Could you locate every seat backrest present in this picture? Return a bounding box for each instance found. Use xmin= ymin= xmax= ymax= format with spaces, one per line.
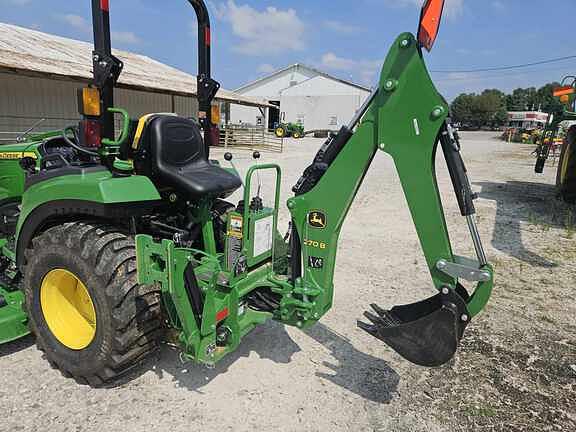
xmin=134 ymin=115 xmax=206 ymax=177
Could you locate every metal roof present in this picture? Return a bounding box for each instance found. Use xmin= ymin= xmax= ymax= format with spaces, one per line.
xmin=235 ymin=63 xmax=372 ymax=94
xmin=0 ymin=23 xmax=272 ymax=108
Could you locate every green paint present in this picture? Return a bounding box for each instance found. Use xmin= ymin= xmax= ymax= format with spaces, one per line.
xmin=0 ymin=141 xmax=42 ymax=201
xmin=0 ymin=286 xmax=29 ymax=344
xmin=16 ymin=171 xmax=161 ymax=247
xmin=1 ymin=29 xmax=493 ymax=371
xmin=285 ymin=32 xmax=493 ymax=325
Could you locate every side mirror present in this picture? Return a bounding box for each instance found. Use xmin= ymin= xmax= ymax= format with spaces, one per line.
xmin=418 ymin=0 xmax=445 ymax=52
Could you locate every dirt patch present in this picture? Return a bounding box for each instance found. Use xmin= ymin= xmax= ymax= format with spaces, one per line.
xmin=1 ymin=133 xmax=575 ymax=431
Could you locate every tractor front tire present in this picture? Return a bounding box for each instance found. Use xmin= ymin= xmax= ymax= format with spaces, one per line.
xmin=556 ymin=125 xmax=576 ymax=203
xmin=22 ymin=222 xmax=163 ymax=386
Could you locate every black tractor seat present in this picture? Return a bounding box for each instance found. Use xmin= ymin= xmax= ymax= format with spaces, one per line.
xmin=134 ymin=115 xmax=241 ymax=199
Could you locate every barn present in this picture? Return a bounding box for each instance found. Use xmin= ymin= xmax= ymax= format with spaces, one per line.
xmin=0 ymin=23 xmax=270 ymax=142
xmin=230 ymin=64 xmax=371 ymax=132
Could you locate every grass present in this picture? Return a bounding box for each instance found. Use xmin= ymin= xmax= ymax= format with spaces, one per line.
xmin=463 ymin=406 xmax=498 ymax=418
xmin=539 ymin=315 xmax=556 ymax=325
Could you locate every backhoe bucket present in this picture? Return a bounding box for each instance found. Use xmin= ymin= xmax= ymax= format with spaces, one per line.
xmin=358 ymin=288 xmax=469 ymax=367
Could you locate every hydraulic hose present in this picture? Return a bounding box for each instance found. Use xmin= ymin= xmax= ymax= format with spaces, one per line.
xmin=62 ymin=126 xmax=100 ymax=157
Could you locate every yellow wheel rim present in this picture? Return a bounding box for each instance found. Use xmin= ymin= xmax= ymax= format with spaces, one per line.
xmin=40 ymin=269 xmax=96 ymax=350
xmin=275 ymin=128 xmax=284 ymax=137
xmin=560 ymin=141 xmax=571 ymax=184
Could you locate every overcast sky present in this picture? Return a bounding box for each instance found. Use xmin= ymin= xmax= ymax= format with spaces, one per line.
xmin=2 ymin=0 xmax=576 ymax=100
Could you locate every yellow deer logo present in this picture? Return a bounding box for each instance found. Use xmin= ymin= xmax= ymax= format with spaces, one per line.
xmin=308 ymin=211 xmax=327 ymax=229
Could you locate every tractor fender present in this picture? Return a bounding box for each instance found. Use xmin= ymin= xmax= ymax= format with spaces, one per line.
xmin=0 ymin=188 xmax=11 ymax=203
xmin=15 ymin=171 xmax=162 ymax=267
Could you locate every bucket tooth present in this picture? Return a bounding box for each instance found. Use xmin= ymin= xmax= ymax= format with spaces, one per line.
xmin=358 ymin=288 xmax=470 ymax=367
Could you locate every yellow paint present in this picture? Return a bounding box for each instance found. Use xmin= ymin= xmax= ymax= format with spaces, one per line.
xmin=560 ymin=141 xmax=571 ymax=184
xmin=211 ymin=104 xmax=221 ymax=125
xmin=0 ymin=151 xmax=37 ymax=160
xmin=80 ymin=87 xmax=101 ymax=116
xmin=131 ymin=113 xmax=179 ymax=150
xmin=132 ymin=113 xmax=156 ymax=150
xmin=40 ymin=269 xmax=96 ymax=350
xmin=303 ymin=239 xmax=327 ymax=250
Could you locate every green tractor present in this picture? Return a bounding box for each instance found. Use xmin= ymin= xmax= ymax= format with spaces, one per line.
xmin=534 ymin=76 xmax=576 ymax=202
xmin=274 ymin=122 xmax=305 ymax=139
xmin=0 ymin=0 xmax=493 ymax=386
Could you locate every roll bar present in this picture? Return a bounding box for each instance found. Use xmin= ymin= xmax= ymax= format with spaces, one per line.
xmin=89 ymin=0 xmax=219 ymax=156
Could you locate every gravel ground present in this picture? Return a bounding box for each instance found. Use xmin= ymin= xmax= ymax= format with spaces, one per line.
xmin=1 ymin=132 xmax=574 ymax=432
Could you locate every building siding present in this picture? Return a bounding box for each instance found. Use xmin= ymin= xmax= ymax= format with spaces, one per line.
xmin=0 ymin=72 xmax=199 ymax=140
xmin=230 ymin=66 xmax=370 ymax=130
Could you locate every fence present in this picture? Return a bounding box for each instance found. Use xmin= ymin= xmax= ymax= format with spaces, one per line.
xmin=218 ymin=125 xmax=284 ymax=153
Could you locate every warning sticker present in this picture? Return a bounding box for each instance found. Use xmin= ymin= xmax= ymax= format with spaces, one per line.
xmin=228 ymin=215 xmax=243 ymax=239
xmin=253 ymin=216 xmax=273 ymax=257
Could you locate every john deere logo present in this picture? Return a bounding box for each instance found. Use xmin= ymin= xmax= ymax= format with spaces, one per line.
xmin=308 ymin=211 xmax=327 ymax=229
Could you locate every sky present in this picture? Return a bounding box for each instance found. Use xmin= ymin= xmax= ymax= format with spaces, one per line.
xmin=2 ymin=0 xmax=576 ymax=100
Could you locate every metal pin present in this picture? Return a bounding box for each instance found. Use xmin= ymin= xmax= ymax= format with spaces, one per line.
xmin=466 ymin=215 xmax=488 ymax=266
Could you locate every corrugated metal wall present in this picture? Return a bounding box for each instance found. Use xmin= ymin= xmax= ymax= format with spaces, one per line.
xmin=281 ymin=94 xmax=366 ymax=130
xmin=0 ymin=72 xmax=199 ymax=142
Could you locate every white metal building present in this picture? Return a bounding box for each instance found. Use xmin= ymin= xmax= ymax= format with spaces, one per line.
xmin=0 ymin=23 xmax=270 ymax=141
xmin=230 ymin=64 xmax=371 ymax=131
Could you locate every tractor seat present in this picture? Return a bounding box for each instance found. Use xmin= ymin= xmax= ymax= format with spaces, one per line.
xmin=136 ymin=115 xmax=241 ymax=199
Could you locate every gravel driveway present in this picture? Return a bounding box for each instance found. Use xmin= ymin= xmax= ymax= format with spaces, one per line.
xmin=1 ymin=132 xmax=574 ymax=432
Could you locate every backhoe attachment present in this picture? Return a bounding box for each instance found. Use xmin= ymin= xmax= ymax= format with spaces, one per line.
xmin=286 ymin=1 xmax=494 ymax=367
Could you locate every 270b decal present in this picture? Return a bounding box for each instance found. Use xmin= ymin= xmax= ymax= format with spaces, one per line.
xmin=303 ymin=239 xmax=327 ymax=249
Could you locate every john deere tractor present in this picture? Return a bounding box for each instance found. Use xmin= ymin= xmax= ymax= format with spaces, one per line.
xmin=275 ymin=122 xmax=305 ymax=139
xmin=534 ymin=76 xmax=576 ymax=202
xmin=0 ymin=0 xmax=493 ymax=386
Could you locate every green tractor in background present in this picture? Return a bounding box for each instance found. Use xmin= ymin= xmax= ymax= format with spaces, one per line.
xmin=274 ymin=122 xmax=305 ymax=139
xmin=535 ymin=76 xmax=576 ymax=202
xmin=0 ymin=0 xmax=494 ymax=386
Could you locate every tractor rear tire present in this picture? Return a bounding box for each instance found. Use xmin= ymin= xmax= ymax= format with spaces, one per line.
xmin=556 ymin=125 xmax=576 ymax=203
xmin=22 ymin=222 xmax=163 ymax=386
xmin=275 ymin=126 xmax=286 ymax=138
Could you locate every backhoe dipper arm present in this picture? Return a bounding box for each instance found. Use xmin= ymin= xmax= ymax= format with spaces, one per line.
xmin=286 ymin=33 xmax=494 ymax=367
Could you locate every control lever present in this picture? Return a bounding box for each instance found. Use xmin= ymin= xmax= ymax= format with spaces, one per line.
xmin=252 ymin=151 xmax=263 ymax=205
xmin=224 ymin=152 xmax=244 ymax=187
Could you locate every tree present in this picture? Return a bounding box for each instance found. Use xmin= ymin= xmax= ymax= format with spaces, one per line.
xmin=506 ymin=87 xmax=538 ymax=111
xmin=478 ymin=89 xmax=508 ymax=128
xmin=451 ymin=81 xmax=569 ymax=130
xmin=537 ymin=82 xmax=563 ymax=113
xmin=451 ymin=93 xmax=475 ymax=126
xmin=451 ymin=90 xmax=508 ymax=129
